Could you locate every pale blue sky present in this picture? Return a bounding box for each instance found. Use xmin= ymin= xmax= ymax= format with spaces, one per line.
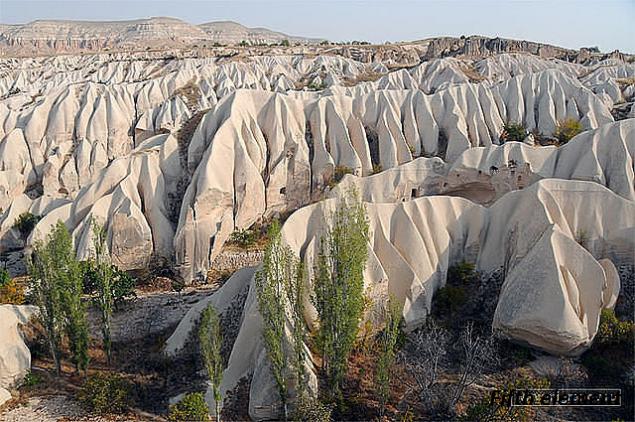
xmin=0 ymin=0 xmax=633 ymax=52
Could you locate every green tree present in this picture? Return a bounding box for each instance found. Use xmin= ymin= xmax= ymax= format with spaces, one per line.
xmin=312 ymin=189 xmax=369 ymax=398
xmin=91 ymin=220 xmax=114 ymax=365
xmin=54 ymin=222 xmax=89 ymax=374
xmin=199 ymin=305 xmax=224 ymax=421
xmin=28 ymin=234 xmax=64 ymax=375
xmin=375 ymin=296 xmax=402 ymax=417
xmin=500 ymin=122 xmax=527 ymax=143
xmin=255 ymin=220 xmax=295 ymax=420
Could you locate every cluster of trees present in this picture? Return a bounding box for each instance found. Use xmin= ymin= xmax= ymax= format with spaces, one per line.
xmin=27 ymin=219 xmax=132 ymax=375
xmin=501 ymin=118 xmax=583 ymax=146
xmin=251 ymin=190 xmax=403 ymax=419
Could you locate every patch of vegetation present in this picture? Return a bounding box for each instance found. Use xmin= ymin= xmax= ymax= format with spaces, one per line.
xmin=21 ymin=371 xmax=43 ymax=389
xmin=81 ymin=261 xmax=137 ymax=310
xmin=227 ymin=228 xmax=259 ymax=248
xmin=168 ymin=392 xmax=210 ymax=422
xmin=327 ymin=165 xmax=354 ymax=189
xmin=308 ymin=80 xmax=328 ymax=91
xmin=371 ymin=164 xmax=383 ymax=175
xmin=461 ymin=375 xmax=550 ymax=422
xmin=554 ymin=118 xmax=583 ymax=145
xmin=199 ymin=305 xmax=223 ymax=421
xmin=0 ymin=269 xmax=25 ymax=304
xmin=433 ymin=285 xmax=467 ymax=315
xmin=596 ymin=308 xmax=634 ymax=346
xmin=447 ymin=262 xmax=477 ymax=285
xmin=500 ymin=122 xmax=528 ymax=143
xmin=13 ymin=212 xmax=41 ymax=238
xmin=293 ymin=394 xmax=334 ymax=421
xmin=78 ymin=373 xmax=134 ymax=415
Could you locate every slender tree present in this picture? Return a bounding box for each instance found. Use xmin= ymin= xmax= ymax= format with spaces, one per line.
xmin=375 ymin=296 xmax=402 ymax=417
xmin=54 ymin=222 xmax=89 ymax=374
xmin=255 ymin=220 xmax=293 ymax=420
xmin=28 ymin=237 xmax=63 ymax=375
xmin=199 ymin=304 xmax=224 ymax=421
xmin=312 ymin=189 xmax=369 ymax=398
xmin=286 ymin=261 xmax=308 ymax=398
xmin=91 ymin=219 xmax=114 ymax=365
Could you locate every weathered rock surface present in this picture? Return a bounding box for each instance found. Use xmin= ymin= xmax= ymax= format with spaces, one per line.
xmin=0 ymin=305 xmax=37 ymax=397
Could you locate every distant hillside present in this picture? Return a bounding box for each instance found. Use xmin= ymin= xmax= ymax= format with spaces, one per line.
xmin=0 ymin=17 xmax=323 ymax=55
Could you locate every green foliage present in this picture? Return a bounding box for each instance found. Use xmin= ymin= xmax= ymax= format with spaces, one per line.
xmin=308 ymin=80 xmax=328 ymax=91
xmin=199 ymin=305 xmax=223 ymax=421
xmin=447 ymin=262 xmax=476 ymax=285
xmin=554 ymin=118 xmax=583 ymax=145
xmin=312 ymin=188 xmax=369 ymax=398
xmin=91 ymin=220 xmax=114 ymax=365
xmin=21 ymin=371 xmax=43 ymax=388
xmin=293 ymin=393 xmax=334 ymax=422
xmin=82 ymin=261 xmax=136 ymax=309
xmin=596 ymin=309 xmax=634 ymax=346
xmin=375 ymin=296 xmax=402 ymax=417
xmin=280 ymin=39 xmax=291 ymax=47
xmin=13 ymin=212 xmax=41 ymax=238
xmin=461 ymin=376 xmax=550 ymax=422
xmin=328 ymin=166 xmax=354 ymax=189
xmin=0 ymin=269 xmax=25 ymax=304
xmin=238 ymin=40 xmax=248 ymax=47
xmin=500 ymin=122 xmax=528 ymax=143
xmin=433 ymin=285 xmax=466 ymax=314
xmin=28 ymin=221 xmax=88 ymax=375
xmin=228 ymin=228 xmax=258 ymax=248
xmin=78 ymin=373 xmax=133 ymax=415
xmin=168 ymin=392 xmax=210 ymax=422
xmin=256 ymin=221 xmax=304 ymax=419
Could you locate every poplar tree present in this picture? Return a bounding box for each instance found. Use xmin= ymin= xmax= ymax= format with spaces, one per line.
xmin=312 ymin=189 xmax=369 ymax=398
xmin=92 ymin=220 xmax=114 ymax=365
xmin=255 ymin=219 xmax=309 ymax=420
xmin=375 ymin=296 xmax=402 ymax=417
xmin=199 ymin=304 xmax=224 ymax=421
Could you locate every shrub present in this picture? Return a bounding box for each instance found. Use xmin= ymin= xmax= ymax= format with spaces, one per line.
xmin=168 ymin=392 xmax=210 ymax=422
xmin=500 ymin=122 xmax=528 ymax=143
xmin=371 ymin=164 xmax=383 ymax=175
xmin=596 ymin=309 xmax=634 ymax=346
xmin=554 ymin=118 xmax=583 ymax=145
xmin=447 ymin=262 xmax=476 ymax=285
xmin=0 ymin=269 xmax=25 ymax=304
xmin=280 ymin=39 xmax=290 ymax=47
xmin=433 ymin=285 xmax=466 ymax=314
xmin=293 ymin=393 xmax=334 ymax=422
xmin=461 ymin=376 xmax=549 ymax=422
xmin=78 ymin=373 xmax=133 ymax=414
xmin=228 ymin=228 xmax=258 ymax=248
xmin=13 ymin=212 xmax=41 ymax=238
xmin=21 ymin=371 xmax=43 ymax=389
xmin=82 ymin=261 xmax=136 ymax=310
xmin=328 ymin=165 xmax=354 ymax=189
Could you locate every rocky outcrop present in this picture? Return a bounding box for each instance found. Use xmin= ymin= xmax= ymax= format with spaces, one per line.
xmin=0 ymin=305 xmax=37 ymax=406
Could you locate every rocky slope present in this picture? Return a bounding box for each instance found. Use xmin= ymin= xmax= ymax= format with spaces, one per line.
xmin=0 ymin=17 xmax=322 ymax=56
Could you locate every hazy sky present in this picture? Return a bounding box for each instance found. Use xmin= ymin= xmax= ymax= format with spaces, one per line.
xmin=1 ymin=0 xmax=633 ymax=52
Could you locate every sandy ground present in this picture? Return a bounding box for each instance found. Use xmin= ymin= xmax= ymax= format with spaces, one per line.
xmin=0 ymin=395 xmax=109 ymax=422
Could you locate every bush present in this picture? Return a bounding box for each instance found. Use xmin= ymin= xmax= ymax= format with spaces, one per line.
xmin=554 ymin=118 xmax=583 ymax=145
xmin=78 ymin=373 xmax=133 ymax=414
xmin=328 ymin=165 xmax=354 ymax=189
xmin=461 ymin=376 xmax=549 ymax=422
xmin=596 ymin=309 xmax=634 ymax=346
xmin=447 ymin=262 xmax=476 ymax=285
xmin=13 ymin=212 xmax=41 ymax=238
xmin=433 ymin=285 xmax=466 ymax=314
xmin=500 ymin=122 xmax=528 ymax=143
xmin=0 ymin=271 xmax=25 ymax=304
xmin=81 ymin=261 xmax=136 ymax=309
xmin=168 ymin=392 xmax=210 ymax=422
xmin=293 ymin=393 xmax=334 ymax=422
xmin=21 ymin=371 xmax=43 ymax=389
xmin=228 ymin=228 xmax=258 ymax=248
xmin=371 ymin=164 xmax=383 ymax=175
